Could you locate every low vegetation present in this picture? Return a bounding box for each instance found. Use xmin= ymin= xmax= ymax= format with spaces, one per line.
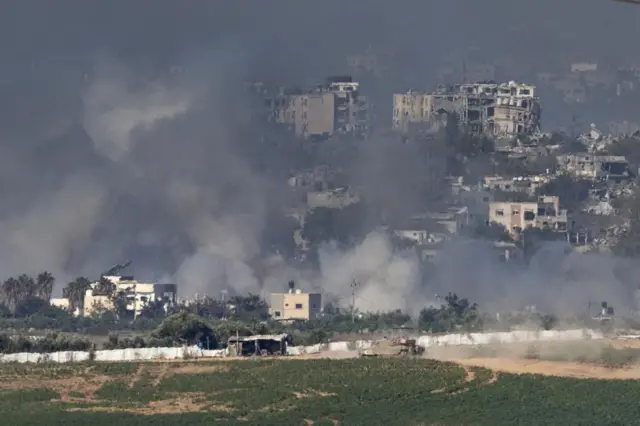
xmin=1 ymin=358 xmax=640 ymax=425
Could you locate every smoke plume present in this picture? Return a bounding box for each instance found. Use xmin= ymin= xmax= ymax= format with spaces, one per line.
xmin=1 ymin=1 xmax=640 ymax=317
xmin=316 ymin=232 xmax=427 ymax=315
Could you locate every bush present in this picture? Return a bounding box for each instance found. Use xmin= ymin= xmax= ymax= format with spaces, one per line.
xmin=153 ymin=312 xmax=217 ymax=347
xmin=0 ymin=332 xmax=91 ymax=354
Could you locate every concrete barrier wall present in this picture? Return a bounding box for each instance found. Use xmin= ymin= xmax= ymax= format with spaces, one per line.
xmin=415 ymin=329 xmax=602 ymax=349
xmin=0 ymin=329 xmax=603 ymax=363
xmin=286 ymin=328 xmax=604 ymax=356
xmin=0 ymin=346 xmax=226 ymax=364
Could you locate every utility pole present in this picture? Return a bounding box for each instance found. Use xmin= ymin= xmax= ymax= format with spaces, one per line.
xmin=221 ymin=289 xmax=228 ymax=320
xmin=350 ymin=279 xmax=359 ymax=323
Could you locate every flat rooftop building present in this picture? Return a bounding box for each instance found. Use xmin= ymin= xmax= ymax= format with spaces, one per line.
xmin=489 ymin=195 xmax=568 ymax=237
xmin=269 ymin=282 xmax=321 ymax=321
xmin=265 ymin=76 xmax=369 ymax=140
xmin=393 ymin=80 xmax=541 ymax=139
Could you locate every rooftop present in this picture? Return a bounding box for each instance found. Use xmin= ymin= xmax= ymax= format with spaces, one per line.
xmin=228 ymin=333 xmax=290 ymax=343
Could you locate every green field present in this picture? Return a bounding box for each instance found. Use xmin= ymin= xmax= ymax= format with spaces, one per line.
xmin=1 ymin=358 xmax=640 ymax=425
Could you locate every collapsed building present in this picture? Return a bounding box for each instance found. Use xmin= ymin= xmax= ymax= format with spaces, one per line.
xmin=306 ymin=187 xmax=360 ymax=209
xmin=483 ymin=175 xmax=551 ymax=197
xmin=393 ymin=80 xmax=541 ymax=139
xmin=556 ymin=154 xmax=633 ymax=182
xmin=266 ymin=76 xmax=369 ymax=140
xmin=489 ymin=195 xmax=568 ymax=237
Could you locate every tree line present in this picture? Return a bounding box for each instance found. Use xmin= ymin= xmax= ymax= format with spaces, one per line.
xmin=0 ymin=269 xmax=581 ymax=356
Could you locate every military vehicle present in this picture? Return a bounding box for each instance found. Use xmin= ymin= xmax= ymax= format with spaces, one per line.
xmin=359 ymin=337 xmax=425 ymax=358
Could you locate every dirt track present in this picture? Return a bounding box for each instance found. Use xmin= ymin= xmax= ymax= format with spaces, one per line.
xmin=422 ymin=338 xmax=640 ymax=380
xmin=452 ymin=357 xmax=640 ymax=380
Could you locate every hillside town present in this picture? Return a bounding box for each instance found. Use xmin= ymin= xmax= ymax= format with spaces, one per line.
xmin=8 ymin=3 xmax=640 ymax=425
xmin=1 ymin=1 xmax=640 ymax=359
xmin=29 ymin=64 xmax=640 ymax=326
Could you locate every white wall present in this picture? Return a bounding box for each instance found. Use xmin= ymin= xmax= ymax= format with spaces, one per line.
xmin=0 ymin=346 xmax=225 ymax=364
xmin=0 ymin=329 xmax=603 ymax=363
xmin=286 ymin=329 xmax=604 ymax=355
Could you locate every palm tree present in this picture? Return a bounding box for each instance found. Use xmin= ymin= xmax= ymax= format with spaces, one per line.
xmin=16 ymin=274 xmax=36 ymax=299
xmin=94 ymin=277 xmax=116 ymax=297
xmin=63 ymin=277 xmax=91 ymax=315
xmin=2 ymin=277 xmax=20 ymax=311
xmin=36 ymin=272 xmax=55 ymax=301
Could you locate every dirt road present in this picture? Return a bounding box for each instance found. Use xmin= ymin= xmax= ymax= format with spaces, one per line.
xmin=452 ymin=357 xmax=640 ymax=380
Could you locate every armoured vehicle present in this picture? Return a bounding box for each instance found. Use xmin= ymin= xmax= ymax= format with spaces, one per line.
xmin=359 ymin=337 xmax=425 ymax=358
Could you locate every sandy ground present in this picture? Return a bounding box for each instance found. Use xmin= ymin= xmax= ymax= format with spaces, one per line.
xmin=452 ymin=357 xmax=640 ymax=379
xmin=423 ymin=338 xmax=640 ymax=380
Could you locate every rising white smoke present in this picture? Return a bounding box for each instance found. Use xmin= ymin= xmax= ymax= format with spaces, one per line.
xmin=80 ymin=53 xmax=267 ymax=298
xmin=316 ymin=232 xmax=427 ymax=315
xmin=0 ymin=174 xmax=105 ymax=282
xmin=427 ymin=238 xmax=638 ymax=316
xmin=82 ymin=59 xmax=193 ymax=161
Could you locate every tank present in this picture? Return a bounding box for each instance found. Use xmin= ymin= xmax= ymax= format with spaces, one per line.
xmin=359 ymin=338 xmax=425 ymax=358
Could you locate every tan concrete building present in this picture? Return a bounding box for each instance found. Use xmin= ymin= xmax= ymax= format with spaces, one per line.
xmin=269 ymin=287 xmax=322 ymax=321
xmin=392 ymin=90 xmax=452 ymax=133
xmin=50 ymin=297 xmax=71 ymax=311
xmin=489 ymin=195 xmax=568 ymax=236
xmin=393 ymin=81 xmax=541 ymax=139
xmin=274 ymin=92 xmax=335 ymax=138
xmin=268 ymin=76 xmax=369 ymax=140
xmin=556 ymin=154 xmax=631 ymax=180
xmin=83 ymin=276 xmax=177 ymax=318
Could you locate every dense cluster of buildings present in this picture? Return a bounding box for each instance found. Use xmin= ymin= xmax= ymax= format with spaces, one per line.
xmin=45 ymin=54 xmax=640 ymax=322
xmin=392 ymin=81 xmax=541 ymax=138
xmin=252 ymin=76 xmax=543 ymax=143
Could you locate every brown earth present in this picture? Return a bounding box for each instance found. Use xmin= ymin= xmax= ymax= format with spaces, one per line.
xmin=425 ymin=338 xmax=640 ymax=380
xmin=454 ymin=357 xmax=640 ymax=380
xmin=0 ymin=361 xmax=241 ymax=414
xmin=66 ymin=392 xmax=230 ymax=415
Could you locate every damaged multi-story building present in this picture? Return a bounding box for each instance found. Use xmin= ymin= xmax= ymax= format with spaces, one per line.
xmin=616 ymin=66 xmax=640 ymax=96
xmin=489 ymin=195 xmax=568 ymax=237
xmin=265 ymin=76 xmax=369 ymax=140
xmin=483 ymin=175 xmax=552 ymax=197
xmin=556 ymin=154 xmax=633 ymax=182
xmin=392 ymin=80 xmax=541 ymax=139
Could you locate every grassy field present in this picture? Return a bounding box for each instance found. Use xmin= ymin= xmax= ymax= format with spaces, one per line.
xmin=2 ymin=357 xmax=640 ymax=425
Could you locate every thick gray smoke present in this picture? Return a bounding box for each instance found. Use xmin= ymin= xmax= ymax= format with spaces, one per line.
xmin=83 ymin=59 xmax=193 ymax=161
xmin=1 ymin=1 xmax=639 ymax=315
xmin=0 ymin=175 xmax=105 ymax=282
xmin=316 ymin=232 xmax=428 ymax=315
xmin=429 ymin=238 xmax=638 ymax=316
xmin=79 ymin=53 xmax=268 ymax=297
